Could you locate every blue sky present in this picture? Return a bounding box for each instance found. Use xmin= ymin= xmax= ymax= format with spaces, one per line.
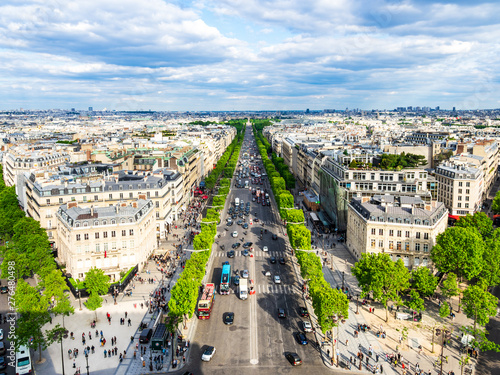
xmin=1 ymin=0 xmax=499 ymax=111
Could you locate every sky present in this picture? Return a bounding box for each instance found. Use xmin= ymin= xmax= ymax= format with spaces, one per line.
xmin=1 ymin=0 xmax=500 ymax=111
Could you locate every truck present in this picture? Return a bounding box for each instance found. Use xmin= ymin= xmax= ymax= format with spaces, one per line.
xmin=235 ymin=197 xmax=240 ymax=206
xmin=239 ymin=278 xmax=248 ymax=300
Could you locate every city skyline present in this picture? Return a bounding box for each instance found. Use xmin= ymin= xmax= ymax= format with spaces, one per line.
xmin=2 ymin=0 xmax=500 ymax=111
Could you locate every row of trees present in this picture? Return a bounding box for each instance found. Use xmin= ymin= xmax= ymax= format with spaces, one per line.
xmin=252 ymin=122 xmax=348 ymax=364
xmin=167 ymin=123 xmax=246 ymax=330
xmin=351 ymin=212 xmax=500 ymax=352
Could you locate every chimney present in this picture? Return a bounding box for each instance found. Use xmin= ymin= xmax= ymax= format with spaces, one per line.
xmin=361 ymin=196 xmax=370 ymax=203
xmin=121 ymin=203 xmax=127 ymax=207
xmin=425 ymin=204 xmax=432 ymax=211
xmin=132 ymin=202 xmax=138 ymax=208
xmin=139 ymin=194 xmax=146 ymax=200
xmin=68 ymin=202 xmax=77 ymax=209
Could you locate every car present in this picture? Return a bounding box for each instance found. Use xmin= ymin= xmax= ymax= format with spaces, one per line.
xmin=272 ymin=234 xmax=278 ymax=240
xmin=299 ymin=307 xmax=309 ymax=317
xmin=201 ymin=346 xmax=216 ymax=361
xmin=243 ymin=242 xmax=253 ymax=248
xmin=227 ymin=250 xmax=235 ymax=258
xmin=232 ymin=243 xmax=241 ymax=249
xmin=296 ymin=332 xmax=308 ymax=345
xmin=0 ymin=329 xmax=3 ymax=340
xmin=242 ymin=270 xmax=249 ymax=278
xmin=274 ymin=275 xmax=281 ymax=284
xmin=264 ymin=270 xmax=271 ymax=277
xmin=242 ymin=249 xmax=249 ymax=257
xmin=270 ymin=256 xmax=276 ymax=264
xmin=224 ymin=312 xmax=234 ymax=325
xmin=252 ymin=197 xmax=256 ymax=202
xmin=278 ymin=308 xmax=287 ymax=319
xmin=286 ymin=352 xmax=302 ymax=366
xmin=262 ymin=246 xmax=268 ymax=252
xmin=302 ymin=321 xmax=313 ymax=332
xmin=254 ymin=218 xmax=259 ymax=222
xmin=0 ymin=287 xmax=7 ymax=294
xmin=237 ymin=220 xmax=243 ymax=225
xmin=226 ymin=220 xmax=233 ymax=226
xmin=232 ymin=231 xmax=238 ymax=238
xmin=242 ymin=223 xmax=249 ymax=229
xmin=233 ymin=275 xmax=240 ymax=286
xmin=279 ymin=257 xmax=286 ymax=265
xmin=0 ymin=356 xmax=5 ymax=370
xmin=231 ymin=214 xmax=237 ymax=220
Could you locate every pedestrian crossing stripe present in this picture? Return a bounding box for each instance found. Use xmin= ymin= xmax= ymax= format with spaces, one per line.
xmin=255 ymin=284 xmax=293 ymax=294
xmin=216 ymin=251 xmax=284 ymax=257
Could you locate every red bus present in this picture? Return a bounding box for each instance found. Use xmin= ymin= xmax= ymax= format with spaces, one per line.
xmin=197 ymin=283 xmax=215 ymax=319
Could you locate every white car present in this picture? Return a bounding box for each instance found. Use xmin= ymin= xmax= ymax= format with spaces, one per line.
xmin=262 ymin=246 xmax=268 ymax=252
xmin=242 ymin=269 xmax=249 ymax=278
xmin=201 ymin=346 xmax=216 ymax=361
xmin=302 ymin=321 xmax=313 ymax=332
xmin=274 ymin=275 xmax=281 ymax=284
xmin=232 ymin=231 xmax=238 ymax=238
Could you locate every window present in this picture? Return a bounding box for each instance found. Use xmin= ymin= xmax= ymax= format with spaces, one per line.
xmin=466 ymin=189 xmax=470 ymax=194
xmin=371 ymin=239 xmax=376 ymax=248
xmin=94 ymin=195 xmax=98 ymax=201
xmin=379 ymin=240 xmax=384 ymax=248
xmin=76 ymin=246 xmax=82 ymax=253
xmin=424 ymin=233 xmax=429 ymax=240
xmin=371 ymin=228 xmax=376 ymax=235
xmin=397 ymin=241 xmax=401 ymax=251
xmin=122 ymin=241 xmax=127 ymax=249
xmin=465 ymin=203 xmax=469 ymax=208
xmin=405 ymin=242 xmax=410 ymax=251
xmin=84 ymin=233 xmax=89 ymax=240
xmin=458 ymin=196 xmax=462 ymax=201
xmin=156 ymin=212 xmax=160 ymax=218
xmin=458 ymin=203 xmax=462 ymax=208
xmin=95 ymin=244 xmax=100 ymax=253
xmin=59 ymin=198 xmax=63 ymax=204
xmin=95 ymin=233 xmax=99 ymax=239
xmin=416 ymin=232 xmax=421 ymax=239
xmin=405 ymin=231 xmax=410 ymax=238
xmin=109 ymin=194 xmax=113 ymax=199
xmin=155 ymin=201 xmax=159 ymax=208
xmin=120 ymin=193 xmax=124 ymax=199
xmin=389 ymin=230 xmax=394 ymax=236
xmin=465 ymin=196 xmax=469 ymax=201
xmin=155 ymin=191 xmax=159 ymax=197
xmin=104 ymin=243 xmax=108 ymax=251
xmin=122 ymin=230 xmax=126 ymax=236
xmin=46 ymin=199 xmax=50 ymax=204
xmin=458 ymin=189 xmax=462 ymax=194
xmin=129 ymin=229 xmax=134 ymax=236
xmin=111 ymin=231 xmax=116 ymax=238
xmin=112 ymin=242 xmax=117 ymax=250
xmin=76 ymin=234 xmax=81 ymax=241
xmin=129 ymin=240 xmax=134 ymax=248
xmin=389 ymin=241 xmax=394 ymax=250
xmin=379 ymin=229 xmax=384 ymax=236
xmin=415 ymin=243 xmax=421 ymax=252
xmin=129 ymin=193 xmax=133 ymax=198
xmin=103 ymin=231 xmax=108 ymax=238
xmin=397 ymin=230 xmax=402 ymax=237
xmin=466 ymin=182 xmax=470 ymax=187
xmin=423 ymin=244 xmax=429 ymax=252
xmin=459 ymin=182 xmax=463 ymax=187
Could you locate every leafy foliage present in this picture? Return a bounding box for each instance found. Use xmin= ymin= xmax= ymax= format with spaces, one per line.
xmin=455 ymin=212 xmax=493 ymax=239
xmin=411 ymin=266 xmax=438 ymax=297
xmin=378 ymin=152 xmax=427 ymax=170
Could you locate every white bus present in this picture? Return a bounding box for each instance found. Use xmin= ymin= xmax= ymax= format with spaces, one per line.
xmin=16 ymin=345 xmax=32 ymax=375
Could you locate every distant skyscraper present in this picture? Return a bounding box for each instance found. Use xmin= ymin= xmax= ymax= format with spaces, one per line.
xmin=435 ymin=106 xmax=440 ymax=110
xmin=305 ymin=108 xmax=310 ymax=114
xmin=89 ymin=106 xmax=93 ymax=111
xmin=71 ymin=108 xmax=75 ymax=112
xmin=452 ymin=107 xmax=456 ymax=112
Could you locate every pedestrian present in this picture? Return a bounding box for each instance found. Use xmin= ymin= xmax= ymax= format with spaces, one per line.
xmin=125 ymin=311 xmax=128 ymax=318
xmin=376 ymin=354 xmax=379 ymax=362
xmin=346 ymin=339 xmax=348 ymax=346
xmin=128 ymin=318 xmax=131 ymax=326
xmin=104 ymin=349 xmax=107 ymax=358
xmin=89 ymin=332 xmax=92 ymax=340
xmin=91 ymin=345 xmax=95 ymax=354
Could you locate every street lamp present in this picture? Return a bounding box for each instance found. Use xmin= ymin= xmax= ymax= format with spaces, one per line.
xmin=342 ymin=271 xmax=345 ymax=292
xmin=85 ymin=350 xmax=90 ymax=375
xmin=113 ymin=285 xmax=117 ymax=305
xmin=356 ymin=294 xmax=359 ymax=315
xmin=76 ymin=288 xmax=82 ymax=311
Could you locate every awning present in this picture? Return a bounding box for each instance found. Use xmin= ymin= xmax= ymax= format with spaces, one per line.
xmin=310 ymin=212 xmax=320 ymax=221
xmin=448 ymin=214 xmax=461 ymax=221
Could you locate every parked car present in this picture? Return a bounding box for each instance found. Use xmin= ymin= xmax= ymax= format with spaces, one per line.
xmin=295 ymin=332 xmax=308 ymax=345
xmin=286 ymin=352 xmax=302 ymax=366
xmin=302 ymin=321 xmax=313 ymax=332
xmin=299 ymin=307 xmax=309 ymax=317
xmin=278 ymin=308 xmax=287 ymax=319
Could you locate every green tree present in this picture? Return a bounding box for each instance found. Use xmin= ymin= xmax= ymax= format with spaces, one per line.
xmin=352 ymin=253 xmax=410 ymax=322
xmin=411 ymin=266 xmax=438 ymax=297
xmin=461 ymin=285 xmax=498 ymax=335
xmin=84 ymin=268 xmax=110 ymax=317
xmin=431 ymin=227 xmax=485 ymax=280
xmin=439 ymin=301 xmax=450 ymax=318
xmin=15 ymin=279 xmax=51 ymax=361
xmin=455 ymin=212 xmax=493 ymax=238
xmin=479 ymin=228 xmax=500 ymax=287
xmin=492 ymin=191 xmax=500 ymax=214
xmin=42 ymin=269 xmax=74 ymax=325
xmin=168 ymin=278 xmax=198 ymax=328
xmin=406 ymin=289 xmax=425 ymax=313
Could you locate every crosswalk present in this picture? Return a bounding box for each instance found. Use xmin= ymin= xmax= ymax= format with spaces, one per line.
xmin=215 ymin=250 xmax=283 ymax=257
xmin=255 ymin=284 xmax=295 ymax=294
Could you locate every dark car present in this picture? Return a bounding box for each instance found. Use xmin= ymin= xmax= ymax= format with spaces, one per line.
xmin=243 ymin=242 xmax=253 ymax=248
xmin=139 ymin=328 xmax=153 ymax=343
xmin=286 ymin=352 xmax=302 ymax=366
xmin=233 ymin=275 xmax=240 ymax=286
xmin=254 ymin=218 xmax=259 ymax=222
xmin=242 ymin=223 xmax=249 ymax=229
xmin=0 ymin=356 xmax=5 ymax=370
xmin=270 ymin=257 xmax=277 ymax=264
xmin=226 ymin=220 xmax=233 ymax=227
xmin=224 ymin=312 xmax=234 ymax=325
xmin=0 ymin=286 xmax=7 ymax=294
xmin=279 ymin=257 xmax=286 ymax=265
xmin=272 ymin=234 xmax=278 ymax=240
xmin=237 ymin=220 xmax=243 ymax=226
xmin=299 ymin=307 xmax=309 ymax=317
xmin=242 ymin=249 xmax=249 ymax=257
xmin=232 ymin=243 xmax=241 ymax=249
xmin=295 ymin=332 xmax=308 ymax=345
xmin=227 ymin=250 xmax=235 ymax=258
xmin=278 ymin=308 xmax=287 ymax=319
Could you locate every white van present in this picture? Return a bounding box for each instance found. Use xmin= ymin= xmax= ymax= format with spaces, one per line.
xmin=235 ymin=198 xmax=240 ymax=206
xmin=16 ymin=345 xmax=32 ymax=375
